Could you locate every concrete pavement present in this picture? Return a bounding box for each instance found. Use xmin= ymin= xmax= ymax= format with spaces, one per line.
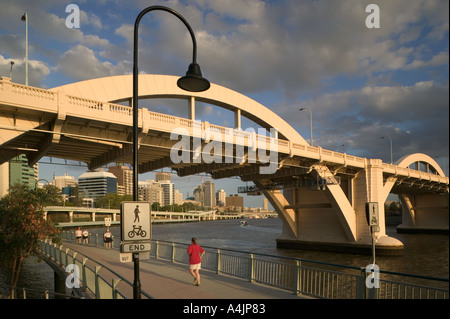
xmin=62 ymin=241 xmax=304 ymax=299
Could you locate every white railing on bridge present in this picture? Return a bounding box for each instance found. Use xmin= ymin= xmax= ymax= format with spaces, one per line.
xmin=1 ymin=77 xmax=448 ymax=186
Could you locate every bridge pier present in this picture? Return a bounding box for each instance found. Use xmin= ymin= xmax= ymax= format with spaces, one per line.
xmin=268 ymin=159 xmax=405 ymax=256
xmin=397 ymin=193 xmax=449 ymax=234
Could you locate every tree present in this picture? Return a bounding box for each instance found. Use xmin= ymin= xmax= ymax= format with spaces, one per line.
xmin=151 ymin=202 xmax=161 ymax=211
xmin=0 ymin=184 xmax=60 ymax=298
xmin=35 ymin=184 xmax=64 ymax=206
xmin=95 ymin=193 xmax=133 ymax=209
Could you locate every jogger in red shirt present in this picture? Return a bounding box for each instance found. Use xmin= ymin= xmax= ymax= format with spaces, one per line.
xmin=187 ymin=237 xmax=205 ymax=286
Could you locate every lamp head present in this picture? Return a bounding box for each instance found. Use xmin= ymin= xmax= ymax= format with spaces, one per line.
xmin=177 ymin=63 xmax=210 ymax=92
xmin=21 ymin=13 xmax=27 ymax=21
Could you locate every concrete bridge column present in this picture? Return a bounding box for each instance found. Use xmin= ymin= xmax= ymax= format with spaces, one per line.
xmin=92 ymin=212 xmax=96 ymax=222
xmin=271 ymin=159 xmax=404 ymax=255
xmin=397 ymin=193 xmax=449 ymax=233
xmin=352 ymin=159 xmax=404 ymax=253
xmin=69 ymin=211 xmax=73 ymax=223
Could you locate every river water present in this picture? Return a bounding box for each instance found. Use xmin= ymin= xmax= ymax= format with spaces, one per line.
xmin=1 ymin=217 xmax=448 ymax=298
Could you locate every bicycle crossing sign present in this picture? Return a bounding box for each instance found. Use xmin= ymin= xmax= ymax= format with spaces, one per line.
xmin=120 ymin=201 xmax=151 ymax=244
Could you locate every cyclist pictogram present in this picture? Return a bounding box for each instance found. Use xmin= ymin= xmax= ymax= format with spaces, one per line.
xmin=128 ymin=225 xmax=147 ymax=238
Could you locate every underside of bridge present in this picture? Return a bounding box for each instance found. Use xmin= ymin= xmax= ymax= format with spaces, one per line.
xmin=1 ymin=75 xmax=448 ymax=256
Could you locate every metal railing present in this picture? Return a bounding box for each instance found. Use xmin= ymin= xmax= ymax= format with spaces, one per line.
xmin=151 ymin=239 xmax=448 ymax=299
xmin=1 ymin=285 xmax=83 ymax=299
xmin=38 ymin=239 xmax=153 ymax=299
xmin=60 ymin=231 xmax=448 ymax=299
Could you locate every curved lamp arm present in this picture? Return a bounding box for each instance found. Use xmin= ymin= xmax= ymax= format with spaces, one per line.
xmin=133 ymin=5 xmax=210 ymax=93
xmin=132 ymin=5 xmax=210 ymax=201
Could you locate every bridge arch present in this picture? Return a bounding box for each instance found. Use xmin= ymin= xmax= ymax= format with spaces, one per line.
xmin=51 ymin=74 xmax=308 ymax=145
xmin=395 ymin=153 xmax=445 ymax=177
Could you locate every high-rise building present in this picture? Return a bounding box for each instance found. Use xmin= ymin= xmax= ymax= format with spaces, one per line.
xmin=52 ymin=173 xmax=77 ymax=189
xmin=78 ymin=171 xmax=117 ymax=201
xmin=160 ymin=180 xmax=175 ymax=206
xmin=216 ymin=189 xmax=226 ymax=206
xmin=226 ymin=194 xmax=244 ymax=208
xmin=203 ymin=180 xmax=215 ymax=207
xmin=138 ymin=180 xmax=163 ymax=205
xmin=155 ymin=172 xmax=171 ymax=182
xmin=7 ymin=154 xmax=39 ymax=190
xmin=193 ymin=180 xmax=216 ymax=207
xmin=193 ymin=185 xmax=204 ymax=205
xmin=108 ymin=165 xmax=133 ymax=195
xmin=263 ymin=197 xmax=269 ymax=210
xmin=174 ymin=189 xmax=184 ymax=205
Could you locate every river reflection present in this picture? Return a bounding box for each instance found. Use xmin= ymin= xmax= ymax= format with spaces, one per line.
xmin=148 ymin=218 xmax=448 ymax=279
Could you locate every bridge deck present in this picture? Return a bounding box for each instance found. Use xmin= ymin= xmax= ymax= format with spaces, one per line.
xmin=61 ymin=241 xmax=303 ymax=299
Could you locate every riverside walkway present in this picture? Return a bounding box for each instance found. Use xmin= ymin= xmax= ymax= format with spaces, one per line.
xmin=61 ymin=241 xmax=303 ymax=299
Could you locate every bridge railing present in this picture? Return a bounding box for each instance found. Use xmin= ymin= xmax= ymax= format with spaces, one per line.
xmin=1 ymin=285 xmax=83 ymax=299
xmin=60 ymin=231 xmax=448 ymax=299
xmin=38 ymin=239 xmax=153 ymax=299
xmin=151 ymin=239 xmax=448 ymax=299
xmin=1 ymin=78 xmax=448 ymax=187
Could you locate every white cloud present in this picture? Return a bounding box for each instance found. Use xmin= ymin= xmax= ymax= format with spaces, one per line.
xmin=404 ymin=51 xmax=449 ymax=70
xmin=0 ymin=54 xmax=50 ymax=86
xmin=299 ymin=81 xmax=449 ymax=160
xmin=56 ymin=45 xmax=128 ymax=81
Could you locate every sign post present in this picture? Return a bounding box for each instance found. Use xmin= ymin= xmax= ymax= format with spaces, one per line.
xmin=365 ymin=202 xmax=379 ymax=264
xmin=104 ymin=217 xmax=111 ymax=230
xmin=120 ymin=201 xmax=152 ymax=299
xmin=365 ymin=202 xmax=380 ymax=298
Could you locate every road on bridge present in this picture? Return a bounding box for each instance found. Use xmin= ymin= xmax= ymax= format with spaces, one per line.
xmin=62 ymin=241 xmax=303 ymax=299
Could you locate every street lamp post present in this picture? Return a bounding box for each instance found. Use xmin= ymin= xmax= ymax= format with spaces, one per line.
xmin=381 ymin=136 xmax=393 ymax=164
xmin=9 ymin=61 xmax=14 ymax=80
xmin=132 ymin=5 xmax=210 ymax=299
xmin=299 ymin=107 xmax=313 ymax=146
xmin=21 ymin=12 xmax=28 ymax=86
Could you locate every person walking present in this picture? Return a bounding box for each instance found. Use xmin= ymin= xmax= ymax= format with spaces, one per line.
xmin=75 ymin=227 xmax=82 ymax=244
xmin=187 ymin=237 xmax=205 ymax=286
xmin=82 ymin=228 xmax=89 ymax=244
xmin=104 ymin=229 xmax=113 ymax=249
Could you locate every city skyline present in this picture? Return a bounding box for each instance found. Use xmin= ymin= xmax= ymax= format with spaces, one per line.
xmin=47 ymin=167 xmax=255 ymax=209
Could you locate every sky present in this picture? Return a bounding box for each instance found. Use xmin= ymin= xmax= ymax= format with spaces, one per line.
xmin=0 ymin=0 xmax=448 ymax=208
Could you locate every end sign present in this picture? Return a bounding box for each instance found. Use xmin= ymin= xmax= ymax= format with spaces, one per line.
xmin=120 ymin=201 xmax=151 ymax=253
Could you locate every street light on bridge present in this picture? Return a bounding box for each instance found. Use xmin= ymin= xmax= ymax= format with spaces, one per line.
xmin=132 ymin=5 xmax=210 ymax=299
xmin=381 ymin=136 xmax=393 ymax=164
xmin=299 ymin=107 xmax=313 ymax=146
xmin=21 ymin=12 xmax=28 ymax=86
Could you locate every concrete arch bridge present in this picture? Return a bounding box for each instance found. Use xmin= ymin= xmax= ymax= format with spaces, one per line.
xmin=0 ymin=75 xmax=448 ymax=255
